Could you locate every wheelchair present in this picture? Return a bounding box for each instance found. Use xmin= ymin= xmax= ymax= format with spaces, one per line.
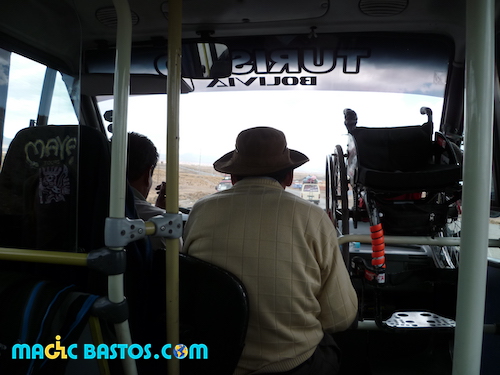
xmin=326 ymin=107 xmax=462 ymax=334
xmin=326 ymin=107 xmax=462 ymax=270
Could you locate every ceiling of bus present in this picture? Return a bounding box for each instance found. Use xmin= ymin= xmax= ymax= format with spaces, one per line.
xmin=0 ymin=0 xmax=469 ymax=74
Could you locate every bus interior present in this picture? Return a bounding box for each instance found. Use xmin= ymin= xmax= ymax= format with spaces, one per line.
xmin=0 ymin=0 xmax=499 ymax=374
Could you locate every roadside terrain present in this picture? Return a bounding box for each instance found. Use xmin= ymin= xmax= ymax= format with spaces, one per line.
xmin=149 ymin=163 xmax=324 ymax=208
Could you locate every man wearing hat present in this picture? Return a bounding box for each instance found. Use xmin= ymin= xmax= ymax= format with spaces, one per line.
xmin=182 ymin=127 xmax=358 ymax=375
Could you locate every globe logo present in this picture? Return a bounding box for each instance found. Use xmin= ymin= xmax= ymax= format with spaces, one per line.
xmin=174 ymin=344 xmax=189 ymax=359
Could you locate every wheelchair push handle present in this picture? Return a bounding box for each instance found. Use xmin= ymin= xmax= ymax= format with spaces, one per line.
xmin=420 ymin=106 xmax=433 ymax=123
xmin=343 ymin=108 xmax=358 ymax=132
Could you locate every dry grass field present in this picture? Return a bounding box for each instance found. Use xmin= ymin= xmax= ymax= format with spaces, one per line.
xmin=148 ymin=163 xmax=221 ymax=208
xmin=148 ymin=162 xmax=325 ymax=208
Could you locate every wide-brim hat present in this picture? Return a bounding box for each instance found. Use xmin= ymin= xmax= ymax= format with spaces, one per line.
xmin=213 ymin=127 xmax=309 ymax=175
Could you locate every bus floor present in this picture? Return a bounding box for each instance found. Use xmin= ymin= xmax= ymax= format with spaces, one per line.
xmin=333 ymin=327 xmax=453 ymax=375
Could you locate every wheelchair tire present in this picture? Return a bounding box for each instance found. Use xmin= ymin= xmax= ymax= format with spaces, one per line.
xmin=325 ymin=154 xmax=335 ymax=222
xmin=332 ymin=146 xmax=350 ymax=265
xmin=333 ymin=145 xmax=349 ymax=235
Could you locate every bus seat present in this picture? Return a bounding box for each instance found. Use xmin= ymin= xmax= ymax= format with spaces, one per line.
xmin=179 ymin=253 xmax=249 ymax=375
xmin=0 ymin=125 xmax=158 ymax=351
xmin=0 ymin=125 xmax=110 ymax=252
xmin=0 ymin=270 xmax=99 ymax=375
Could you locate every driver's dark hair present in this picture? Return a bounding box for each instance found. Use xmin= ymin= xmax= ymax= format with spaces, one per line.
xmin=127 ymin=132 xmax=159 ymax=181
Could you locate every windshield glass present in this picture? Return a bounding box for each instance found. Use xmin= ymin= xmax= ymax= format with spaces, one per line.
xmin=190 ymin=34 xmax=450 ymax=96
xmin=99 ymin=91 xmax=444 ymax=173
xmin=97 ymin=33 xmax=451 ymax=207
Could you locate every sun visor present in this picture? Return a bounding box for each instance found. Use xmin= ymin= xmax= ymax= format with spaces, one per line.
xmin=85 ymin=43 xmax=231 ymax=79
xmin=81 ymin=73 xmax=194 ymax=96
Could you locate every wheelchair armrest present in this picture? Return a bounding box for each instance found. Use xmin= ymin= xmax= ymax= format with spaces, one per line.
xmin=434 ymin=132 xmax=462 ymax=166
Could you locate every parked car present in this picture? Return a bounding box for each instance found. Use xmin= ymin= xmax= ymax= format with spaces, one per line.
xmin=216 ymin=177 xmax=232 ymax=191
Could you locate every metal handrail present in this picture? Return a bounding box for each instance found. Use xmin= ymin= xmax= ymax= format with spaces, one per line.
xmin=165 ymin=0 xmax=182 ymax=374
xmin=339 ymin=234 xmax=500 ymax=248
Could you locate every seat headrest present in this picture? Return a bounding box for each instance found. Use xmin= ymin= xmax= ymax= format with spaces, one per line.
xmin=0 ymin=125 xmax=110 ymax=251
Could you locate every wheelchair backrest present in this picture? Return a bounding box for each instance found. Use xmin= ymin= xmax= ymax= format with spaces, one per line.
xmin=349 ymin=121 xmax=433 ymax=172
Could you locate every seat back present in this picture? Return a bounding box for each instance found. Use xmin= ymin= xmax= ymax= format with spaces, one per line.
xmin=0 ymin=270 xmax=99 ymax=375
xmin=179 ymin=253 xmax=249 ymax=375
xmin=349 ymin=121 xmax=433 ymax=172
xmin=0 ymin=125 xmax=110 ymax=252
xmin=0 ymin=124 xmax=155 ymax=335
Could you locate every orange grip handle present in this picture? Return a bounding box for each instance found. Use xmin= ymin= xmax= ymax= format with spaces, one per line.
xmin=370 ymin=224 xmax=386 ymax=269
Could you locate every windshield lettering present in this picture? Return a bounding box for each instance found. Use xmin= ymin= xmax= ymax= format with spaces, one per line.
xmin=232 ymin=48 xmax=370 ymax=75
xmin=337 ymin=49 xmax=370 ymax=74
xmin=268 ymin=50 xmax=300 ymax=73
xmin=207 ymin=76 xmax=316 ymax=88
xmin=302 ymin=49 xmax=336 ymax=73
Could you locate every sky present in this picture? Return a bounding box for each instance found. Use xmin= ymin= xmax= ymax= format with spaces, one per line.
xmin=97 ymin=90 xmax=443 ymax=174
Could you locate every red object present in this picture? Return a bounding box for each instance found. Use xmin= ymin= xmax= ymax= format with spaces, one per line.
xmin=370 ymin=224 xmax=386 ymax=269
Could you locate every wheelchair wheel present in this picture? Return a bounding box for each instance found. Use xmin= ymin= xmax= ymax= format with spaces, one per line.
xmin=432 ymin=203 xmax=461 ymax=268
xmin=332 ymin=145 xmax=350 ymax=237
xmin=325 ymin=154 xmax=335 ymax=222
xmin=332 ymin=146 xmax=350 ymax=265
xmin=431 ymin=225 xmax=460 ymax=269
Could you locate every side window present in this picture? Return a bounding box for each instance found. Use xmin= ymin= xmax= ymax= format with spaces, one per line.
xmin=0 ymin=50 xmax=81 ymax=251
xmin=1 ymin=50 xmax=79 ymax=165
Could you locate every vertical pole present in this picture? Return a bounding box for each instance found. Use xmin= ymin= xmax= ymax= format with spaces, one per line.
xmin=165 ymin=0 xmax=182 ymax=373
xmin=452 ymin=0 xmax=494 ymax=374
xmin=110 ymin=0 xmax=136 ymax=374
xmin=36 ymin=68 xmax=57 ymax=126
xmin=110 ymin=0 xmax=131 ymax=220
xmin=0 ymin=49 xmax=10 ymax=166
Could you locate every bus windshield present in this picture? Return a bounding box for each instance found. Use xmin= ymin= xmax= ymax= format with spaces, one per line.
xmin=95 ymin=33 xmax=451 ymax=211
